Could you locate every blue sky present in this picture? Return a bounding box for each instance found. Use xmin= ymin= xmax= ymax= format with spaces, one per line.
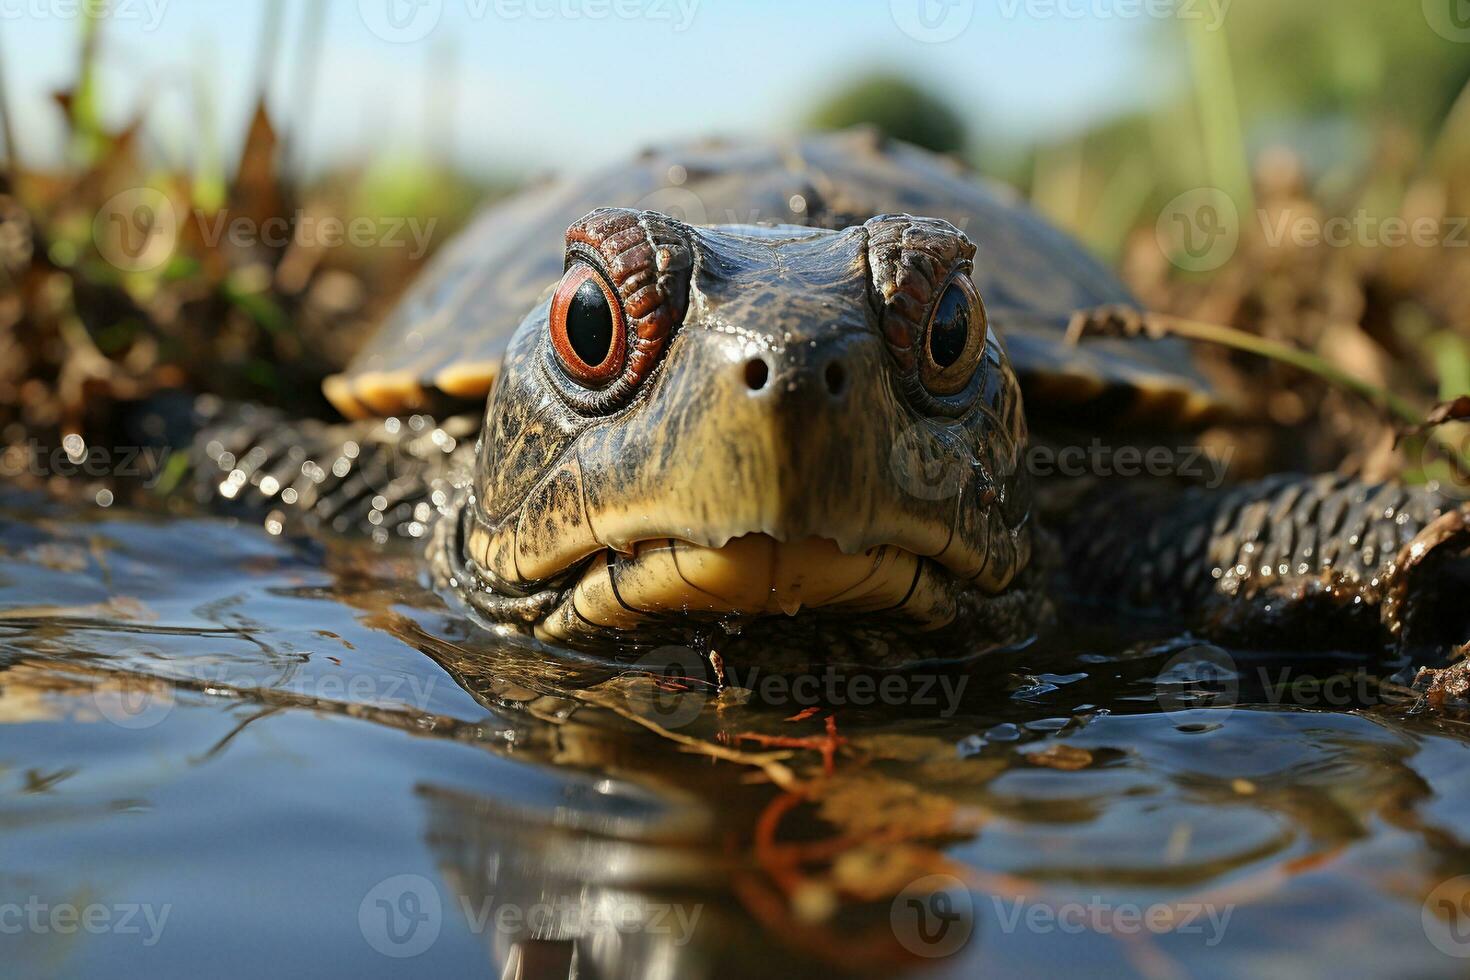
xmin=2 ymin=0 xmax=1187 ymax=175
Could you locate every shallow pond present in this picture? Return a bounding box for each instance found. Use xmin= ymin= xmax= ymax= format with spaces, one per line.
xmin=4 ymin=489 xmax=1470 ymax=978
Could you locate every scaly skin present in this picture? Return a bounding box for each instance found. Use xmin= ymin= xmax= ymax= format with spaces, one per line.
xmin=1059 ymin=473 xmax=1470 ymax=652
xmin=450 ymin=211 xmax=1035 ymax=660
xmin=166 ymin=207 xmax=1470 ymax=664
xmin=177 ymin=392 xmax=1470 ymax=663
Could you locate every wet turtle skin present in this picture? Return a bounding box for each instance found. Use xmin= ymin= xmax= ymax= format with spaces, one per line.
xmin=177 ymin=133 xmax=1470 ymax=664
xmin=431 ymin=209 xmax=1045 ymax=661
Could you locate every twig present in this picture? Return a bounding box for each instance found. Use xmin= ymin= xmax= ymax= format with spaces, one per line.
xmin=734 ymin=715 xmax=847 ymax=776
xmin=1068 ymin=308 xmax=1470 ymax=477
xmin=576 ymin=687 xmax=802 ymax=792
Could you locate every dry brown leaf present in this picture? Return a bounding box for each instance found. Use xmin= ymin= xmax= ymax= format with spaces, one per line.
xmin=1396 ymin=395 xmax=1470 ymax=442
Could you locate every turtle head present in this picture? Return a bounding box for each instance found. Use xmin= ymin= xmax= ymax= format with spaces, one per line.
xmin=448 ymin=208 xmax=1036 ymax=660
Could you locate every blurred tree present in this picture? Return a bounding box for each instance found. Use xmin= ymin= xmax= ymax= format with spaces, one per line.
xmin=1023 ymin=3 xmax=1470 ymax=258
xmin=806 ymin=74 xmax=968 ymax=155
xmin=1193 ymin=0 xmax=1470 ymax=141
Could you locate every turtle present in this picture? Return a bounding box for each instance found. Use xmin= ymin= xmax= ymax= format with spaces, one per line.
xmin=179 ymin=130 xmax=1470 ymax=666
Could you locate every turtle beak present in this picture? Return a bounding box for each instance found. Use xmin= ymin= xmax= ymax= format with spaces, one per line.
xmin=460 ymin=225 xmax=1031 ymax=643
xmin=587 ymin=325 xmax=953 ymax=555
xmin=473 ymin=322 xmax=1022 ymax=593
xmin=517 ymin=321 xmax=1033 ymax=643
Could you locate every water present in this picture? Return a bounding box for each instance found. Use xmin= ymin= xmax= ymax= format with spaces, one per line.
xmin=3 ymin=489 xmax=1470 ymax=978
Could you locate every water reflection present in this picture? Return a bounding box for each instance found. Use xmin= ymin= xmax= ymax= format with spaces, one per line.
xmin=3 ymin=491 xmax=1470 ymax=977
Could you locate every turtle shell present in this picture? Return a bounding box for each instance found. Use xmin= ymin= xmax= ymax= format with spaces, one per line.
xmin=326 ymin=129 xmax=1221 ymax=425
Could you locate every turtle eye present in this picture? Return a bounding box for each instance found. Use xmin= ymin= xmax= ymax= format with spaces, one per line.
xmin=550 ymin=262 xmax=627 ymax=386
xmin=919 ymin=274 xmax=987 ymax=396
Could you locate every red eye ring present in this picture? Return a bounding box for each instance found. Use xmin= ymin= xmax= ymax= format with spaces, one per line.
xmin=550 ymin=263 xmax=627 ymax=386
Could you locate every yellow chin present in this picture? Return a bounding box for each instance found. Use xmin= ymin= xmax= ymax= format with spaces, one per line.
xmin=534 ymin=534 xmax=960 ymax=643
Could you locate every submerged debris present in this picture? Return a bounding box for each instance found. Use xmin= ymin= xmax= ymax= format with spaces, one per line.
xmin=1413 ymin=643 xmax=1470 ymax=710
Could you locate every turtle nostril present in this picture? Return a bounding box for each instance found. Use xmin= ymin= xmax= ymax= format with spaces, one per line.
xmin=824 ymin=360 xmax=847 ymax=397
xmin=744 ymin=357 xmax=770 ymax=391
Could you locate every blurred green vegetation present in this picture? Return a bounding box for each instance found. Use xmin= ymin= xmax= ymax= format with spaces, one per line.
xmin=803 ymin=3 xmax=1470 ymax=261
xmin=1221 ymin=0 xmax=1470 ymax=140
xmin=7 ymin=1 xmax=1470 ymax=484
xmin=799 ymin=4 xmax=1470 ymax=483
xmin=0 ymin=4 xmax=511 ymax=433
xmin=1037 ymin=2 xmax=1470 ymax=257
xmin=805 ymin=73 xmax=968 ymax=155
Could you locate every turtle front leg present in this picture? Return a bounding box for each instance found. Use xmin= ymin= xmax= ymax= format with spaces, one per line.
xmin=121 ymin=395 xmax=477 ymax=539
xmin=1056 ymin=473 xmax=1470 ymax=653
